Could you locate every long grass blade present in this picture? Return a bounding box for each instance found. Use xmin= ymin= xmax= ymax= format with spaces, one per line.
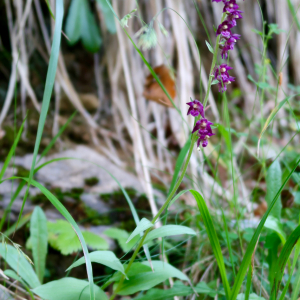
xmin=190 ymin=190 xmax=231 ymax=299
xmin=230 ymin=156 xmax=300 ymax=300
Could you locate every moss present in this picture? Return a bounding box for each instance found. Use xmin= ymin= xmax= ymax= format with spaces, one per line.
xmin=84 ymin=177 xmax=99 ymax=186
xmin=31 ymin=193 xmax=48 ymax=204
xmin=16 ymin=166 xmax=30 ymax=178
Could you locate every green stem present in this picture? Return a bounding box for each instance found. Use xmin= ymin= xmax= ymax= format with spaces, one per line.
xmin=203 ymin=13 xmax=226 ymax=108
xmin=107 ymin=13 xmax=226 ymax=300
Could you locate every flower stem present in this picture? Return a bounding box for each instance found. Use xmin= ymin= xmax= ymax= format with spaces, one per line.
xmin=108 ymin=134 xmax=197 ymax=300
xmin=203 ymin=13 xmax=226 ymax=108
xmin=107 ymin=13 xmax=227 ymax=300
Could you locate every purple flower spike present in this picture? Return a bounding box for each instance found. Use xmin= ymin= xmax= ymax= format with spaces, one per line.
xmin=227 ymin=10 xmax=243 ymax=26
xmin=213 ymin=64 xmax=233 ymax=80
xmin=218 ymin=76 xmax=235 ymax=93
xmin=216 ymin=20 xmax=233 ymax=38
xmin=186 ymin=99 xmax=204 ymax=118
xmin=197 ymin=132 xmax=215 ymax=148
xmin=192 ymin=118 xmax=213 ymax=134
xmin=223 ymin=1 xmax=239 ymax=14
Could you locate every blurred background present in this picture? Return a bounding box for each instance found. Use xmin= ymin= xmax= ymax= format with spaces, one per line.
xmin=1 ymin=0 xmax=300 ymax=296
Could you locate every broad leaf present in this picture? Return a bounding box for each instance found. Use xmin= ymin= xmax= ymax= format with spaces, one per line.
xmin=264 ymin=216 xmax=286 ymax=244
xmin=266 ymin=160 xmax=282 ymax=220
xmin=117 ymin=261 xmax=188 ymax=295
xmin=32 ymin=277 xmax=108 ymax=300
xmin=143 ymin=225 xmax=196 ymax=245
xmin=0 ymin=244 xmax=40 ymax=288
xmin=96 ymin=0 xmax=116 ymax=33
xmin=30 ymin=206 xmax=48 ymax=283
xmin=126 ymin=218 xmax=153 ymax=243
xmin=67 ymin=251 xmax=125 ymax=275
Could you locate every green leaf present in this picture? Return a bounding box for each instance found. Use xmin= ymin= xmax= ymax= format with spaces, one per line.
xmin=264 ymin=216 xmax=286 ymax=244
xmin=271 ymin=225 xmax=300 ymax=298
xmin=191 ymin=190 xmax=231 ymax=300
xmin=266 ymin=160 xmax=282 ymax=220
xmin=4 ymin=269 xmax=30 ymax=288
xmin=134 ymin=281 xmax=193 ymax=300
xmin=81 ymin=0 xmax=102 ymax=52
xmin=211 ymin=79 xmax=219 ymax=85
xmin=67 ymin=251 xmax=125 ymax=275
xmin=236 ymin=294 xmax=266 ymax=300
xmin=65 ymin=0 xmax=102 ymax=52
xmin=48 ymin=220 xmax=108 ymax=255
xmin=230 ymin=157 xmax=300 ymax=300
xmin=143 ymin=225 xmax=196 ymax=245
xmin=167 ymin=138 xmax=191 ymax=196
xmin=65 ymin=0 xmax=82 ymax=44
xmin=30 ymin=207 xmax=48 ymax=283
xmin=0 ymin=244 xmax=40 ymax=288
xmin=117 ymin=261 xmax=189 ymax=295
xmin=32 ymin=277 xmax=108 ymax=300
xmin=15 ymin=178 xmax=95 ymax=300
xmin=0 ymin=117 xmax=26 ymax=181
xmin=205 ymin=40 xmax=214 ymax=54
xmin=95 ymin=0 xmax=116 ymax=33
xmin=126 ymin=218 xmax=154 ymax=243
xmin=104 ymin=228 xmax=139 ymax=252
xmin=168 ymin=189 xmax=189 ymax=209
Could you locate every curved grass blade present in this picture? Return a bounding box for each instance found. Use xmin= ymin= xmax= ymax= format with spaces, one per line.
xmin=1 ymin=177 xmax=95 ymax=300
xmin=17 ymin=0 xmax=64 ymax=232
xmin=37 ymin=111 xmax=77 ymax=164
xmin=167 ymin=138 xmax=191 ymax=196
xmin=168 ymin=189 xmax=189 ymax=210
xmin=0 ymin=117 xmax=26 ymax=181
xmin=0 ymin=112 xmax=76 ymax=231
xmin=190 ymin=190 xmax=231 ymax=299
xmin=271 ymin=225 xmax=300 ymax=299
xmin=230 ymin=156 xmax=300 ymax=300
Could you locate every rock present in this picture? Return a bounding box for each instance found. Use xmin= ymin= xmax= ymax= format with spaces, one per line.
xmin=81 ymin=193 xmax=110 ymax=214
xmin=10 ymin=145 xmax=143 ymax=194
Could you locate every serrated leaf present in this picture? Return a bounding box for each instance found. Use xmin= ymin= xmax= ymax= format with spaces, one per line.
xmin=32 ymin=277 xmax=108 ymax=300
xmin=143 ymin=225 xmax=196 ymax=245
xmin=266 ymin=161 xmax=282 ymax=220
xmin=117 ymin=261 xmax=188 ymax=295
xmin=126 ymin=218 xmax=153 ymax=243
xmin=30 ymin=207 xmax=48 ymax=283
xmin=67 ymin=251 xmax=125 ymax=275
xmin=0 ymin=244 xmax=40 ymax=288
xmin=205 ymin=40 xmax=214 ymax=54
xmin=48 ymin=220 xmax=108 ymax=255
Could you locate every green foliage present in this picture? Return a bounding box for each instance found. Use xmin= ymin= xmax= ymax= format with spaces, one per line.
xmin=67 ymin=251 xmax=125 ymax=275
xmin=32 ymin=277 xmax=108 ymax=300
xmin=30 ymin=207 xmax=48 ymax=283
xmin=0 ymin=244 xmax=40 ymax=288
xmin=95 ymin=0 xmax=116 ymax=33
xmin=47 ymin=220 xmax=108 ymax=255
xmin=116 ymin=261 xmax=189 ymax=296
xmin=126 ymin=218 xmax=153 ymax=243
xmin=65 ymin=0 xmax=102 ymax=52
xmin=266 ymin=160 xmax=282 ymax=220
xmin=143 ymin=225 xmax=196 ymax=244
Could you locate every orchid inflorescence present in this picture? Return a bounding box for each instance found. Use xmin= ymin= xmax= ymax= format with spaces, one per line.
xmin=187 ymin=100 xmax=215 ymax=149
xmin=186 ymin=1 xmax=243 ymax=149
xmin=213 ymin=0 xmax=243 ymax=92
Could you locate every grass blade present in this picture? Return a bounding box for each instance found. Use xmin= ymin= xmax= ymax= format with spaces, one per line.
xmin=4 ymin=176 xmax=95 ymax=299
xmin=0 ymin=117 xmax=26 ymax=181
xmin=230 ymin=156 xmax=300 ymax=300
xmin=271 ymin=225 xmax=300 ymax=299
xmin=30 ymin=207 xmax=48 ymax=283
xmin=17 ymin=0 xmax=64 ymax=230
xmin=167 ymin=138 xmax=191 ymax=196
xmin=190 ymin=190 xmax=231 ymax=299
